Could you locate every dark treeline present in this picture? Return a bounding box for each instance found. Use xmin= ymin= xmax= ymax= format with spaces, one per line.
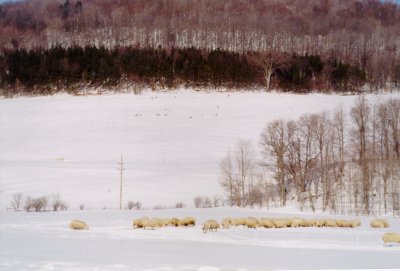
xmin=0 ymin=0 xmax=400 ymax=91
xmin=0 ymin=46 xmax=370 ymax=95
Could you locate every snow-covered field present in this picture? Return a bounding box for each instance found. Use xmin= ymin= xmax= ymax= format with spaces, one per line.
xmin=1 ymin=91 xmax=398 ymax=210
xmin=1 ymin=207 xmax=399 ymax=270
xmin=1 ymin=91 xmax=400 ymax=270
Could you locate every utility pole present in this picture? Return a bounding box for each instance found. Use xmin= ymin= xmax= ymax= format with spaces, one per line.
xmin=117 ymin=156 xmax=125 ymax=210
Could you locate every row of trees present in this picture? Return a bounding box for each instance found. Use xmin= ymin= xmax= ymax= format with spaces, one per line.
xmin=0 ymin=0 xmax=399 ymax=91
xmin=11 ymin=193 xmax=68 ymax=212
xmin=219 ymin=97 xmax=400 ymax=215
xmin=0 ymin=46 xmax=369 ymax=95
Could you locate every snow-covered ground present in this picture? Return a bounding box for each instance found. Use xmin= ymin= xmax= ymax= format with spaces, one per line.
xmin=1 ymin=91 xmax=400 ymax=270
xmin=1 ymin=207 xmax=399 ymax=270
xmin=0 ymin=91 xmax=399 ymax=209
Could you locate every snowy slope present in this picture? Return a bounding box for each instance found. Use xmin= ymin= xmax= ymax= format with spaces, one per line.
xmin=1 ymin=91 xmax=399 ymax=210
xmin=1 ymin=207 xmax=399 ymax=270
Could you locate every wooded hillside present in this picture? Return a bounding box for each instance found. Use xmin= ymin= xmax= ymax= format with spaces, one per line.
xmin=0 ymin=0 xmax=399 ymax=93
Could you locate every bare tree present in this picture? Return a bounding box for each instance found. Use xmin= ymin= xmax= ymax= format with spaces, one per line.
xmin=218 ymin=151 xmax=235 ymax=206
xmin=203 ymin=197 xmax=212 ymax=208
xmin=260 ymin=119 xmax=289 ymax=206
xmin=11 ymin=193 xmax=23 ymax=211
xmin=24 ymin=196 xmax=33 ymax=212
xmin=252 ymin=50 xmax=289 ymax=91
xmin=309 ymin=112 xmax=331 ymax=211
xmin=350 ymin=96 xmax=371 ymax=214
xmin=234 ymin=140 xmax=256 ymax=207
xmin=193 ymin=196 xmax=203 ymax=208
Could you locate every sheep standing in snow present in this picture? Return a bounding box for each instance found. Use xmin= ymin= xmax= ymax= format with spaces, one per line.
xmin=245 ymin=217 xmax=260 ymax=229
xmin=231 ymin=218 xmax=246 ymax=227
xmin=291 ymin=218 xmax=304 ymax=228
xmin=180 ymin=216 xmax=196 ymax=227
xmin=133 ymin=218 xmax=143 ymax=228
xmin=272 ymin=218 xmax=291 ymax=228
xmin=202 ymin=220 xmax=220 ymax=233
xmin=259 ymin=218 xmax=275 ymax=228
xmin=170 ymin=217 xmax=181 ymax=227
xmin=133 ymin=217 xmax=149 ymax=229
xmin=162 ymin=218 xmax=171 ymax=226
xmin=221 ymin=217 xmax=232 ymax=229
xmin=349 ymin=219 xmax=361 ymax=228
xmin=313 ymin=219 xmax=326 ymax=227
xmin=70 ymin=220 xmax=89 ymax=230
xmin=371 ymin=219 xmax=390 ymax=228
xmin=325 ymin=219 xmax=338 ymax=227
xmin=142 ymin=218 xmax=160 ymax=230
xmin=337 ymin=220 xmax=351 ymax=228
xmin=382 ymin=233 xmax=400 ymax=244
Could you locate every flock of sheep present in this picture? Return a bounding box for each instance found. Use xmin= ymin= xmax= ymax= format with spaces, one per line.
xmin=69 ymin=217 xmax=400 ymax=245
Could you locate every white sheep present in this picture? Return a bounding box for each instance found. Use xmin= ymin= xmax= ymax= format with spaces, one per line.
xmin=371 ymin=219 xmax=390 ymax=228
xmin=202 ymin=220 xmax=220 ymax=233
xmin=142 ymin=218 xmax=160 ymax=230
xmin=245 ymin=217 xmax=260 ymax=229
xmin=231 ymin=218 xmax=246 ymax=227
xmin=272 ymin=218 xmax=291 ymax=228
xmin=170 ymin=217 xmax=181 ymax=227
xmin=382 ymin=233 xmax=400 ymax=244
xmin=162 ymin=218 xmax=171 ymax=226
xmin=349 ymin=219 xmax=361 ymax=228
xmin=70 ymin=219 xmax=89 ymax=230
xmin=181 ymin=216 xmax=196 ymax=226
xmin=221 ymin=217 xmax=232 ymax=229
xmin=291 ymin=217 xmax=304 ymax=228
xmin=336 ymin=219 xmax=351 ymax=228
xmin=152 ymin=218 xmax=166 ymax=228
xmin=259 ymin=218 xmax=275 ymax=228
xmin=313 ymin=219 xmax=326 ymax=227
xmin=133 ymin=217 xmax=149 ymax=229
xmin=325 ymin=219 xmax=338 ymax=227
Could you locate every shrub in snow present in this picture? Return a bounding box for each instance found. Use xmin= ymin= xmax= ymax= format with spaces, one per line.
xmin=51 ymin=195 xmax=68 ymax=211
xmin=175 ymin=202 xmax=186 ymax=209
xmin=180 ymin=216 xmax=196 ymax=226
xmin=127 ymin=201 xmax=142 ymax=210
xmin=371 ymin=219 xmax=390 ymax=228
xmin=382 ymin=233 xmax=400 ymax=244
xmin=24 ymin=196 xmax=33 ymax=212
xmin=79 ymin=204 xmax=85 ymax=210
xmin=193 ymin=196 xmax=204 ymax=208
xmin=203 ymin=197 xmax=212 ymax=208
xmin=153 ymin=205 xmax=167 ymax=210
xmin=202 ymin=220 xmax=220 ymax=233
xmin=70 ymin=220 xmax=89 ymax=230
xmin=23 ymin=196 xmax=48 ymax=212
